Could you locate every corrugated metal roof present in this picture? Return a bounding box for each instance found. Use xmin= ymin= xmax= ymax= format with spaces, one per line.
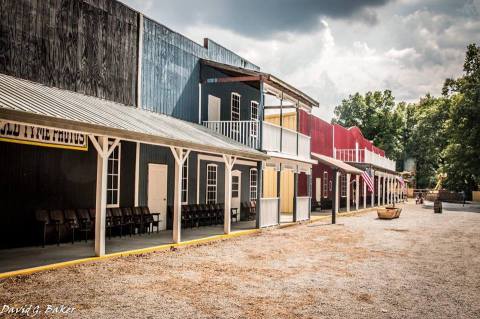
xmin=0 ymin=73 xmax=268 ymax=160
xmin=311 ymin=152 xmax=363 ymax=175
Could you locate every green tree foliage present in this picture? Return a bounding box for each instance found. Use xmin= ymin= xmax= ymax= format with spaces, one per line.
xmin=441 ymin=44 xmax=480 ymax=193
xmin=333 ymin=90 xmax=404 ymax=167
xmin=333 ymin=43 xmax=479 ymax=192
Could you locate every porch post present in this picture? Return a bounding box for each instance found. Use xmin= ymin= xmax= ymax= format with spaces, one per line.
xmin=383 ymin=175 xmax=386 ymax=206
xmin=170 ymin=147 xmax=190 ymax=243
xmin=377 ymin=173 xmax=381 ymax=206
xmin=223 ymin=155 xmax=237 ymax=234
xmin=346 ymin=173 xmax=351 ymax=212
xmin=363 ymin=177 xmax=367 ymax=209
xmin=387 ymin=176 xmax=391 ymax=205
xmin=307 ymin=171 xmax=312 ymax=220
xmin=371 ymin=169 xmax=375 ymax=207
xmin=93 ymin=136 xmax=108 ymax=257
xmin=355 ymin=175 xmax=360 ymax=211
xmin=335 ymin=171 xmax=340 ymax=215
xmin=256 ymin=161 xmax=263 ymax=228
xmin=277 ymin=165 xmax=281 ymax=224
xmin=293 ymin=171 xmax=298 ymax=222
xmin=331 ymin=168 xmax=338 ymax=224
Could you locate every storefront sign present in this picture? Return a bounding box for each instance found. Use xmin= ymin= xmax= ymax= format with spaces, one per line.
xmin=0 ymin=121 xmax=88 ymax=151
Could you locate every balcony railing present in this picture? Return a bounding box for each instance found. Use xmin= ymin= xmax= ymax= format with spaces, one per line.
xmin=203 ymin=120 xmax=311 ymax=159
xmin=203 ymin=120 xmax=259 ymax=149
xmin=335 ymin=148 xmax=396 ymax=171
xmin=262 ymin=122 xmax=311 ymax=159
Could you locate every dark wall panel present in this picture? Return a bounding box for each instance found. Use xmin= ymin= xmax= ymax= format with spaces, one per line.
xmin=119 ymin=141 xmax=135 ymax=207
xmin=0 ymin=0 xmax=138 ymax=105
xmin=201 ymin=65 xmax=260 ymax=123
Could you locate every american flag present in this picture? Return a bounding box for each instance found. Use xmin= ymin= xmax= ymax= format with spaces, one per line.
xmin=396 ymin=176 xmax=405 ymax=189
xmin=362 ymin=169 xmax=374 ymax=192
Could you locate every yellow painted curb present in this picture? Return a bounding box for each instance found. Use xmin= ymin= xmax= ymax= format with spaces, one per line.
xmin=0 ymin=228 xmax=260 ymax=280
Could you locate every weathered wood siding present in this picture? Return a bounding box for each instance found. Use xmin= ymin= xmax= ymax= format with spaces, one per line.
xmin=204 ymin=39 xmax=259 ymax=71
xmin=0 ymin=0 xmax=138 ymax=106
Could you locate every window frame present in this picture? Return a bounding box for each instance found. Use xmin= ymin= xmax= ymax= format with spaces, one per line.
xmin=107 ymin=142 xmax=121 ymax=208
xmin=323 ymin=171 xmax=328 ymax=198
xmin=231 ymin=92 xmax=241 ymax=121
xmin=249 ymin=168 xmax=258 ymax=201
xmin=181 ymin=156 xmax=189 ymax=204
xmin=340 ymin=173 xmax=347 ymax=197
xmin=206 ymin=164 xmax=218 ymax=204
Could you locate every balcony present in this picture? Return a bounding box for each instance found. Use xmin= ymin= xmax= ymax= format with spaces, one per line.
xmin=202 ymin=120 xmax=311 ymax=159
xmin=335 ymin=148 xmax=396 ymax=171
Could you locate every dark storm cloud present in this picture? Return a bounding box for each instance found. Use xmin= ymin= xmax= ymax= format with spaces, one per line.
xmin=134 ymin=0 xmax=392 ymax=38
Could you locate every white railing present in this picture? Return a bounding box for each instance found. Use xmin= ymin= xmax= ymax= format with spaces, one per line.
xmin=259 ymin=197 xmax=279 ymax=227
xmin=203 ymin=120 xmax=259 ymax=149
xmin=296 ymin=196 xmax=310 ymax=221
xmin=261 ymin=122 xmax=311 ymax=159
xmin=335 ymin=148 xmax=396 ymax=171
xmin=281 ymin=127 xmax=297 ymax=155
xmin=261 ymin=121 xmax=281 ymax=152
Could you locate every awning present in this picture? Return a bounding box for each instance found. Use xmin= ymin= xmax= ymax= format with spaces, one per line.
xmin=201 ymin=59 xmax=319 ymax=109
xmin=311 ymin=152 xmax=363 ymax=175
xmin=0 ymin=73 xmax=268 ymax=161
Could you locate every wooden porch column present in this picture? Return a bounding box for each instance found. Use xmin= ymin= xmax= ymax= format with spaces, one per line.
xmin=383 ymin=175 xmax=386 ymax=206
xmin=170 ymin=147 xmax=191 ymax=243
xmin=293 ymin=171 xmax=298 ymax=222
xmin=256 ymin=161 xmax=263 ymax=228
xmin=89 ymin=135 xmax=120 ymax=257
xmin=371 ymin=169 xmax=375 ymax=207
xmin=276 ymin=165 xmax=281 ymax=224
xmin=331 ymin=168 xmax=338 ymax=224
xmin=307 ymin=172 xmax=312 ymax=220
xmin=363 ymin=178 xmax=367 ymax=209
xmin=355 ymin=175 xmax=360 ymax=211
xmin=335 ymin=171 xmax=340 ymax=215
xmin=223 ymin=155 xmax=237 ymax=234
xmin=377 ymin=173 xmax=381 ymax=206
xmin=387 ymin=176 xmax=391 ymax=205
xmin=346 ymin=173 xmax=351 ymax=212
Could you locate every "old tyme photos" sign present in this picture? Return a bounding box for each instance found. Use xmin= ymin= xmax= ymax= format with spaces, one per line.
xmin=0 ymin=121 xmax=88 ymax=151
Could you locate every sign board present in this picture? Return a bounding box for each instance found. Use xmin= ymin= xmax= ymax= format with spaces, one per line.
xmin=0 ymin=121 xmax=88 ymax=151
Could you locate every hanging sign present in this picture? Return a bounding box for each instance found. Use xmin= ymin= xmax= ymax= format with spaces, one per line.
xmin=0 ymin=121 xmax=88 ymax=151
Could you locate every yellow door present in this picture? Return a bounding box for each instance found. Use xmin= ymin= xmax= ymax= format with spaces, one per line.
xmin=280 ymin=169 xmax=294 ymax=213
xmin=262 ymin=167 xmax=277 ymax=198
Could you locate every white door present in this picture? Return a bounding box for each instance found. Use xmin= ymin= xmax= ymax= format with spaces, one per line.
xmin=208 ymin=95 xmax=221 ymax=121
xmin=148 ymin=164 xmax=168 ymax=230
xmin=315 ymin=177 xmax=321 ymax=202
xmin=231 ymin=170 xmax=241 ymax=220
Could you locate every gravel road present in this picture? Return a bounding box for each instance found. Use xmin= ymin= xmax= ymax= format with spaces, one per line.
xmin=1 ymin=202 xmax=479 ymax=318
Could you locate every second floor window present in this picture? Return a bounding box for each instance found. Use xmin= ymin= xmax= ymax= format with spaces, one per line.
xmin=250 ymin=101 xmax=259 ymax=146
xmin=231 ymin=93 xmax=240 ymax=121
xmin=107 ymin=143 xmax=121 ymax=207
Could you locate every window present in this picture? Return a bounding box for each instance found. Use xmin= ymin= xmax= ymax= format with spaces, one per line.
xmin=250 ymin=168 xmax=258 ymax=200
xmin=107 ymin=143 xmax=121 ymax=207
xmin=340 ymin=174 xmax=347 ymax=197
xmin=231 ymin=93 xmax=240 ymax=121
xmin=250 ymin=101 xmax=259 ymax=146
xmin=323 ymin=172 xmax=328 ymax=198
xmin=329 ymin=180 xmax=332 ymax=192
xmin=206 ymin=164 xmax=217 ymax=204
xmin=232 ymin=175 xmax=239 ymax=198
xmin=181 ymin=156 xmax=189 ymax=204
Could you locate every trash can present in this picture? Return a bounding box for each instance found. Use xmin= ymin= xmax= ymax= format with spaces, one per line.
xmin=434 ymin=199 xmax=442 ymax=214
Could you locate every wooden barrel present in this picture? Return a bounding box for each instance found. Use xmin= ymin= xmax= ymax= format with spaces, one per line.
xmin=434 ymin=200 xmax=442 ymax=214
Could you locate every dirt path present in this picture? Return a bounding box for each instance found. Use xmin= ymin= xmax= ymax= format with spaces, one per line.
xmin=1 ymin=202 xmax=479 ymax=318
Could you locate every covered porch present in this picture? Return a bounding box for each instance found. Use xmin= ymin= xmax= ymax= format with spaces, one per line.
xmin=0 ymin=74 xmax=268 ymax=274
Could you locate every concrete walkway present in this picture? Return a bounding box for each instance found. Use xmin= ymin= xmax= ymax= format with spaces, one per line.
xmin=0 ymin=221 xmax=256 ymax=273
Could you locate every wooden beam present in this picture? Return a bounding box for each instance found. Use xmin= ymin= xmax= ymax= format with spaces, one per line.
xmin=203 ymin=75 xmax=261 ymax=84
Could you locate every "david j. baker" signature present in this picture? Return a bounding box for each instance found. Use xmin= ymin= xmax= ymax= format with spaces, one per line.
xmin=1 ymin=304 xmax=75 ymax=317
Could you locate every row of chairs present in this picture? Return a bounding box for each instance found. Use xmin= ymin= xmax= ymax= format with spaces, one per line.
xmin=172 ymin=201 xmax=257 ymax=229
xmin=35 ymin=207 xmax=160 ymax=247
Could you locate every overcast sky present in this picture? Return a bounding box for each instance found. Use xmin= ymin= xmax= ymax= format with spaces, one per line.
xmin=123 ymin=0 xmax=480 ymax=120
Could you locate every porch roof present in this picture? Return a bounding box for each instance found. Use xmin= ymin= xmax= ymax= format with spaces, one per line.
xmin=0 ymin=73 xmax=269 ymax=161
xmin=311 ymin=152 xmax=363 ymax=175
xmin=200 ymin=59 xmax=319 ymax=108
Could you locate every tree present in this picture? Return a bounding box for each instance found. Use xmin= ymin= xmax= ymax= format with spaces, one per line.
xmin=333 ymin=90 xmax=404 ymax=163
xmin=441 ymin=43 xmax=480 ymax=193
